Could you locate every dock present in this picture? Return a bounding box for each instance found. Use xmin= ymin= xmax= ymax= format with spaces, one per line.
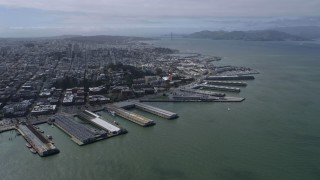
xmin=0 ymin=125 xmax=15 ymax=133
xmin=133 ymin=102 xmax=178 ymax=119
xmin=77 ymin=110 xmax=125 ymax=135
xmin=213 ymin=96 xmax=245 ymax=102
xmin=50 ymin=115 xmax=98 ymax=146
xmin=17 ymin=124 xmax=59 ymax=157
xmin=204 ymin=80 xmax=247 ymax=87
xmin=105 ymin=104 xmax=155 ymax=127
xmin=180 ymin=88 xmax=225 ymax=97
xmin=206 ymin=75 xmax=255 ymax=81
xmin=198 ymin=84 xmax=241 ymax=92
xmin=140 ymin=96 xmax=245 ymax=102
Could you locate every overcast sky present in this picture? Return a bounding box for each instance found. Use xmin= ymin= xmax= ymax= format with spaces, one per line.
xmin=0 ymin=0 xmax=320 ymax=37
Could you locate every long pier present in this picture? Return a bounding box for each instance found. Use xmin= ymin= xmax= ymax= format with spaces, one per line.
xmin=78 ymin=110 xmax=125 ymax=135
xmin=133 ymin=102 xmax=178 ymax=119
xmin=105 ymin=105 xmax=155 ymax=127
xmin=204 ymin=80 xmax=247 ymax=87
xmin=206 ymin=75 xmax=255 ymax=81
xmin=180 ymin=88 xmax=225 ymax=97
xmin=140 ymin=96 xmax=245 ymax=102
xmin=50 ymin=115 xmax=98 ymax=146
xmin=198 ymin=84 xmax=241 ymax=93
xmin=17 ymin=124 xmax=59 ymax=157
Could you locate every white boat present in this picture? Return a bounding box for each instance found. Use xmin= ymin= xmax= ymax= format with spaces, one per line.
xmin=110 ymin=111 xmax=116 ymax=116
xmin=30 ymin=148 xmax=37 ymax=154
xmin=26 ymin=143 xmax=32 ymax=148
xmin=228 ymin=107 xmax=231 ymax=111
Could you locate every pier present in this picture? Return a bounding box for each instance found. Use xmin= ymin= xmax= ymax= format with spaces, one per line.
xmin=206 ymin=75 xmax=255 ymax=81
xmin=133 ymin=102 xmax=178 ymax=119
xmin=140 ymin=96 xmax=245 ymax=102
xmin=17 ymin=124 xmax=59 ymax=157
xmin=50 ymin=115 xmax=98 ymax=146
xmin=78 ymin=110 xmax=125 ymax=135
xmin=180 ymin=88 xmax=226 ymax=97
xmin=204 ymin=80 xmax=247 ymax=87
xmin=105 ymin=104 xmax=155 ymax=127
xmin=198 ymin=84 xmax=241 ymax=92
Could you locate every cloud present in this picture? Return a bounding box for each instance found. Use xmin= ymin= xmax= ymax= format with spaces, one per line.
xmin=0 ymin=0 xmax=319 ymax=17
xmin=0 ymin=0 xmax=320 ymax=37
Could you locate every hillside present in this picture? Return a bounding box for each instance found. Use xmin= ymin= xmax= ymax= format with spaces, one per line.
xmin=272 ymin=26 xmax=320 ymax=39
xmin=185 ymin=30 xmax=310 ymax=41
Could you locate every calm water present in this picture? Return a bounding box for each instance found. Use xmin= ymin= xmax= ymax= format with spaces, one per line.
xmin=1 ymin=39 xmax=320 ymax=180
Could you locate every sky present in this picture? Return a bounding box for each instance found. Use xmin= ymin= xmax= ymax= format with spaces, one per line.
xmin=0 ymin=0 xmax=320 ymax=37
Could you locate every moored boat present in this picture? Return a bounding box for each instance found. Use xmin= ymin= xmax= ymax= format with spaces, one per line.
xmin=26 ymin=143 xmax=32 ymax=148
xmin=30 ymin=148 xmax=37 ymax=154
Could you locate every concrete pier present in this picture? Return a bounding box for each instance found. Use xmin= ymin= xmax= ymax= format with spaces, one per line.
xmin=105 ymin=105 xmax=155 ymax=127
xmin=180 ymin=88 xmax=226 ymax=97
xmin=206 ymin=75 xmax=255 ymax=81
xmin=198 ymin=84 xmax=241 ymax=92
xmin=204 ymin=80 xmax=247 ymax=87
xmin=50 ymin=115 xmax=98 ymax=146
xmin=140 ymin=96 xmax=245 ymax=102
xmin=134 ymin=102 xmax=178 ymax=119
xmin=17 ymin=124 xmax=59 ymax=157
xmin=78 ymin=110 xmax=124 ymax=135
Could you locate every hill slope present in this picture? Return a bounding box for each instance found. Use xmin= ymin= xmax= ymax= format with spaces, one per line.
xmin=185 ymin=30 xmax=310 ymax=41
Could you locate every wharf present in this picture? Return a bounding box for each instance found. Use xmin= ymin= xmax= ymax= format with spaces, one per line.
xmin=17 ymin=124 xmax=59 ymax=157
xmin=0 ymin=125 xmax=15 ymax=133
xmin=204 ymin=80 xmax=247 ymax=87
xmin=140 ymin=96 xmax=245 ymax=102
xmin=180 ymin=88 xmax=225 ymax=97
xmin=50 ymin=115 xmax=100 ymax=146
xmin=213 ymin=96 xmax=245 ymax=102
xmin=198 ymin=84 xmax=241 ymax=93
xmin=105 ymin=105 xmax=155 ymax=127
xmin=206 ymin=75 xmax=255 ymax=81
xmin=113 ymin=101 xmax=136 ymax=109
xmin=134 ymin=102 xmax=178 ymax=119
xmin=78 ymin=110 xmax=126 ymax=135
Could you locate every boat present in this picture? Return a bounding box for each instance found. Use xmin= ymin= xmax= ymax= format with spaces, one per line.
xmin=38 ymin=130 xmax=44 ymax=133
xmin=113 ymin=121 xmax=119 ymax=125
xmin=228 ymin=107 xmax=231 ymax=111
xmin=26 ymin=143 xmax=32 ymax=148
xmin=47 ymin=135 xmax=53 ymax=140
xmin=30 ymin=148 xmax=37 ymax=154
xmin=110 ymin=111 xmax=116 ymax=116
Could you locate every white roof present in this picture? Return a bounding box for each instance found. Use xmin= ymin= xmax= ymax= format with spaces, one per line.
xmin=91 ymin=117 xmax=120 ymax=133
